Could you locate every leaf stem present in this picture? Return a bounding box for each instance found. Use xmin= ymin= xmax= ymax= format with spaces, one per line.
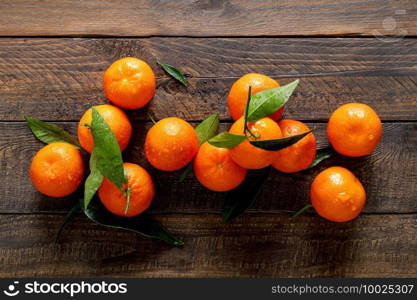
xmin=243 ymin=86 xmax=258 ymax=140
xmin=291 ymin=204 xmax=313 ymax=219
xmin=124 ymin=186 xmax=131 ymax=215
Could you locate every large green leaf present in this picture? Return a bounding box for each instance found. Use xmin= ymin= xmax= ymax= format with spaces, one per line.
xmin=208 ymin=132 xmax=247 ymax=149
xmin=90 ymin=107 xmax=126 ymax=191
xmin=247 ymin=80 xmax=299 ymax=122
xmin=250 ymin=130 xmax=312 ymax=151
xmin=83 ymin=149 xmax=104 ymax=209
xmin=223 ymin=167 xmax=271 ymax=222
xmin=157 ymin=61 xmax=188 ymax=86
xmin=195 ymin=113 xmax=220 ymax=145
xmin=83 ymin=198 xmax=183 ymax=246
xmin=25 ymin=116 xmax=81 ymax=148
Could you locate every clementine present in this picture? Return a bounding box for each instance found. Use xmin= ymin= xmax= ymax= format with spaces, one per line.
xmin=272 ymin=120 xmax=316 ymax=173
xmin=77 ymin=104 xmax=132 ymax=153
xmin=145 ymin=117 xmax=199 ymax=171
xmin=98 ymin=162 xmax=154 ymax=217
xmin=229 ymin=116 xmax=282 ymax=169
xmin=227 ymin=73 xmax=284 ymax=121
xmin=194 ymin=142 xmax=247 ymax=192
xmin=327 ymin=103 xmax=382 ymax=157
xmin=310 ymin=166 xmax=366 ymax=222
xmin=30 ymin=142 xmax=84 ymax=197
xmin=103 ymin=57 xmax=156 ymax=109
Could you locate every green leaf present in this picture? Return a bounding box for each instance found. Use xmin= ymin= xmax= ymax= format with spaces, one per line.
xmin=157 ymin=61 xmax=188 ymax=86
xmin=83 ymin=197 xmax=184 ymax=246
xmin=55 ymin=202 xmax=81 ymax=243
xmin=307 ymin=147 xmax=335 ymax=169
xmin=223 ymin=167 xmax=270 ymax=222
xmin=179 ymin=163 xmax=193 ymax=182
xmin=83 ymin=150 xmax=104 ymax=209
xmin=243 ymin=86 xmax=257 ymax=139
xmin=291 ymin=204 xmax=313 ymax=219
xmin=247 ymin=79 xmax=299 ymax=122
xmin=208 ymin=132 xmax=247 ymax=149
xmin=250 ymin=130 xmax=312 ymax=151
xmin=25 ymin=116 xmax=81 ymax=148
xmin=195 ymin=113 xmax=220 ymax=145
xmin=90 ymin=107 xmax=126 ymax=191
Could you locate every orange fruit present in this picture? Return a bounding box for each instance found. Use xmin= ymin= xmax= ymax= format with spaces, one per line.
xmin=229 ymin=116 xmax=282 ymax=169
xmin=272 ymin=120 xmax=316 ymax=173
xmin=103 ymin=57 xmax=156 ymax=110
xmin=327 ymin=103 xmax=382 ymax=157
xmin=194 ymin=142 xmax=247 ymax=192
xmin=227 ymin=73 xmax=284 ymax=121
xmin=98 ymin=162 xmax=154 ymax=217
xmin=30 ymin=142 xmax=84 ymax=197
xmin=77 ymin=104 xmax=132 ymax=153
xmin=145 ymin=117 xmax=199 ymax=171
xmin=310 ymin=166 xmax=366 ymax=222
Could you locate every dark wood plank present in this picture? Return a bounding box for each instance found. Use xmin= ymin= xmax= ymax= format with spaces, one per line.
xmin=0 ymin=213 xmax=415 ymax=277
xmin=0 ymin=1 xmax=416 ymax=36
xmin=1 ymin=38 xmax=417 ymax=121
xmin=1 ymin=121 xmax=415 ymax=214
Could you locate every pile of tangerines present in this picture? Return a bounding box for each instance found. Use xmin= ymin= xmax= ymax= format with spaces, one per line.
xmin=30 ymin=57 xmax=382 ymax=224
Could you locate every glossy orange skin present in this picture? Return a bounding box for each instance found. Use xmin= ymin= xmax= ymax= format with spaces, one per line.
xmin=272 ymin=120 xmax=316 ymax=173
xmin=327 ymin=103 xmax=382 ymax=157
xmin=311 ymin=166 xmax=366 ymax=222
xmin=229 ymin=117 xmax=282 ymax=169
xmin=30 ymin=142 xmax=84 ymax=197
xmin=77 ymin=104 xmax=132 ymax=153
xmin=227 ymin=73 xmax=284 ymax=121
xmin=194 ymin=142 xmax=247 ymax=192
xmin=145 ymin=117 xmax=199 ymax=171
xmin=104 ymin=57 xmax=156 ymax=109
xmin=98 ymin=162 xmax=154 ymax=217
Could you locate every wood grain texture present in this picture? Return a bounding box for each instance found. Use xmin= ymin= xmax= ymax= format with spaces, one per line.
xmin=1 ymin=38 xmax=417 ymax=121
xmin=1 ymin=122 xmax=415 ymax=214
xmin=0 ymin=0 xmax=416 ymax=37
xmin=0 ymin=213 xmax=415 ymax=277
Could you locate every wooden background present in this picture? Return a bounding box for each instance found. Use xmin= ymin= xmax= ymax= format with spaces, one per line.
xmin=0 ymin=0 xmax=416 ymax=277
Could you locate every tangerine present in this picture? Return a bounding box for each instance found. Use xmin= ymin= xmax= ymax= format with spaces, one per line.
xmin=272 ymin=120 xmax=316 ymax=173
xmin=77 ymin=104 xmax=132 ymax=153
xmin=98 ymin=162 xmax=154 ymax=217
xmin=145 ymin=117 xmax=199 ymax=171
xmin=227 ymin=73 xmax=284 ymax=121
xmin=103 ymin=57 xmax=156 ymax=109
xmin=194 ymin=142 xmax=247 ymax=192
xmin=229 ymin=116 xmax=282 ymax=169
xmin=327 ymin=103 xmax=382 ymax=157
xmin=30 ymin=142 xmax=84 ymax=197
xmin=310 ymin=166 xmax=366 ymax=222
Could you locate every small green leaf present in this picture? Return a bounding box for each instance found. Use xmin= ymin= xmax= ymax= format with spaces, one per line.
xmin=250 ymin=130 xmax=312 ymax=151
xmin=247 ymin=80 xmax=299 ymax=122
xmin=90 ymin=107 xmax=126 ymax=191
xmin=83 ymin=150 xmax=104 ymax=209
xmin=291 ymin=204 xmax=313 ymax=219
xmin=195 ymin=113 xmax=220 ymax=145
xmin=25 ymin=116 xmax=81 ymax=148
xmin=157 ymin=61 xmax=188 ymax=86
xmin=208 ymin=132 xmax=247 ymax=149
xmin=55 ymin=202 xmax=81 ymax=243
xmin=179 ymin=163 xmax=193 ymax=182
xmin=223 ymin=167 xmax=270 ymax=222
xmin=307 ymin=147 xmax=335 ymax=169
xmin=83 ymin=197 xmax=183 ymax=246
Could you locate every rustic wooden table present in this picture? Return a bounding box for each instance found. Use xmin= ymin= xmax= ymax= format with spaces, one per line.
xmin=0 ymin=1 xmax=416 ymax=277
